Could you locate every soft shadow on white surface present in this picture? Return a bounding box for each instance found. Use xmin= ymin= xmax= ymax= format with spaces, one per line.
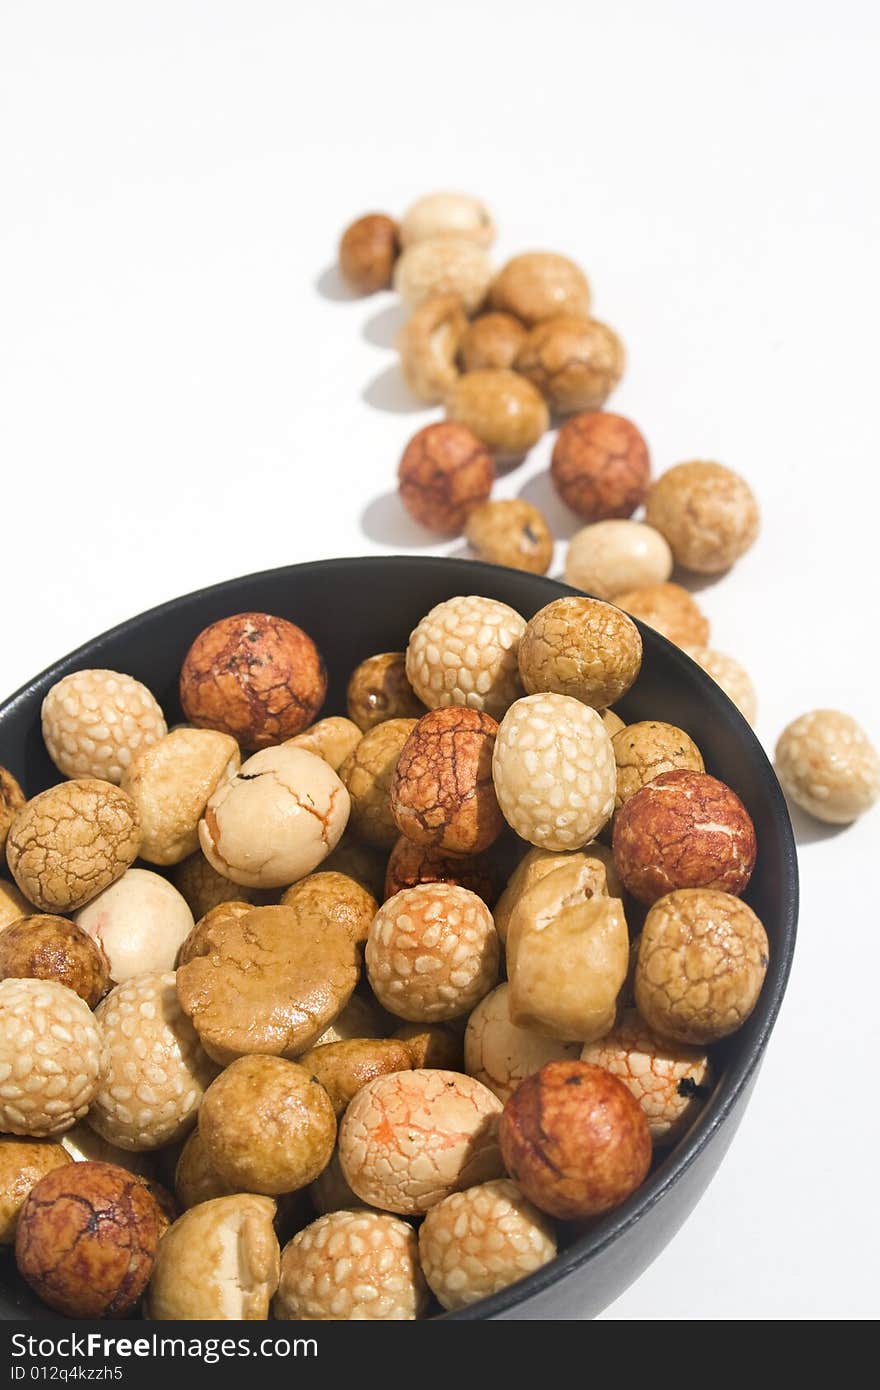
xmin=360 ymin=490 xmax=440 ymax=548
xmin=362 ymin=363 xmax=426 ymax=414
xmin=673 ymin=568 xmax=724 ymax=595
xmin=517 ymin=469 xmax=582 ymax=540
xmin=491 ymin=453 xmax=534 ymax=480
xmin=314 ymin=264 xmax=361 ymax=302
xmin=363 ymin=302 xmax=407 ymax=349
xmin=782 ymin=795 xmax=851 ymax=847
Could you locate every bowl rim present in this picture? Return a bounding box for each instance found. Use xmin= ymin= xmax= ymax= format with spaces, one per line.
xmin=0 ymin=555 xmax=799 ymax=1321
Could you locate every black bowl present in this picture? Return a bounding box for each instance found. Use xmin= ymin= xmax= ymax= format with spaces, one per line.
xmin=0 ymin=556 xmax=797 ymax=1321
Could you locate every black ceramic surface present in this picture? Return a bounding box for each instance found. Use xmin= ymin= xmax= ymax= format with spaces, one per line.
xmin=0 ymin=556 xmax=798 ymax=1321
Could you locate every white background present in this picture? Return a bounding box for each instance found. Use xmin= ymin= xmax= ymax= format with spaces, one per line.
xmin=2 ymin=1 xmax=878 ymax=1319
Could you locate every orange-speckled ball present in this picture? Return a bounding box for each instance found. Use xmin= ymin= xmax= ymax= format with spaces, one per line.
xmin=499 ymin=1060 xmax=651 ymax=1219
xmin=179 ymin=612 xmax=327 ymax=750
xmin=551 ymin=412 xmax=650 ymax=522
xmin=580 ymin=1009 xmax=711 ymax=1143
xmin=398 ymin=422 xmax=495 ymax=535
xmin=338 ymin=1070 xmax=504 ymax=1214
xmin=613 ymin=769 xmax=756 ymax=905
xmin=390 ymin=707 xmax=504 ymax=855
xmin=15 ymin=1161 xmax=162 ymax=1317
xmin=384 ymin=835 xmax=498 ymax=905
xmin=366 ymin=883 xmax=499 ymax=1022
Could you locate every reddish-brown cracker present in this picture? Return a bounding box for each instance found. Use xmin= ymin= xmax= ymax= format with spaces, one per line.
xmin=552 ymin=412 xmax=650 ymax=521
xmin=391 ymin=707 xmax=503 ymax=855
xmin=15 ymin=1161 xmax=162 ymax=1318
xmin=384 ymin=835 xmax=498 ymax=905
xmin=179 ymin=612 xmax=327 ymax=749
xmin=499 ymin=1060 xmax=651 ymax=1219
xmin=612 ymin=768 xmax=757 ymax=904
xmin=397 ymin=421 xmax=494 ymax=534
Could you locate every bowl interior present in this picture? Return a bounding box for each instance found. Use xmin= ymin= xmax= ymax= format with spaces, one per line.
xmin=0 ymin=556 xmax=798 ymax=1319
